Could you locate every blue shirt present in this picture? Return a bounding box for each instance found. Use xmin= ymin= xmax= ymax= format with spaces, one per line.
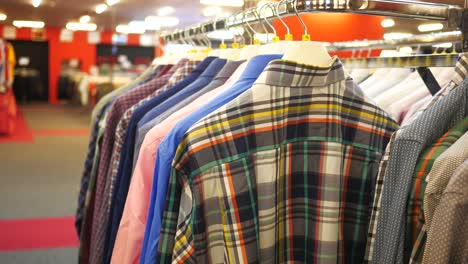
xmin=102 ymin=57 xmax=219 ymax=263
xmin=140 ymin=54 xmax=282 ymax=264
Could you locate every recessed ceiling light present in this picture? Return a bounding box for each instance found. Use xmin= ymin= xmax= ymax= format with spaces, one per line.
xmin=0 ymin=13 xmax=6 ymax=21
xmin=79 ymin=15 xmax=91 ymax=23
xmin=95 ymin=4 xmax=108 ymax=14
xmin=383 ymin=32 xmax=413 ymax=40
xmin=106 ymin=0 xmax=119 ymax=6
xmin=144 ymin=16 xmax=180 ymax=27
xmin=116 ymin=24 xmax=146 ymax=34
xmin=203 ymin=6 xmax=222 ymax=17
xmin=66 ymin=22 xmax=97 ymax=31
xmin=129 ymin=20 xmax=161 ymax=31
xmin=418 ymin=23 xmax=444 ymax=32
xmin=157 ymin=6 xmax=175 ymax=16
xmin=200 ymin=0 xmax=244 ymax=7
xmin=32 ymin=0 xmax=41 ymax=8
xmin=381 ymin=19 xmax=395 ymax=28
xmin=13 ymin=20 xmax=45 ymax=28
xmin=219 ymin=12 xmax=232 ymax=18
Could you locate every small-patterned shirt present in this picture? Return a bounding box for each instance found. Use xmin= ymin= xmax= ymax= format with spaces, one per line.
xmin=371 ymin=77 xmax=468 ymax=263
xmin=364 ymin=53 xmax=468 ymax=263
xmin=157 ymin=58 xmax=398 ymax=263
xmin=422 ymin=159 xmax=468 ymax=264
xmin=406 ymin=117 xmax=468 ymax=263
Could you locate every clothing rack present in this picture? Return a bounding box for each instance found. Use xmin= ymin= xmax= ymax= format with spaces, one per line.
xmin=342 ymin=53 xmax=459 ymax=68
xmin=329 ymin=31 xmax=462 ymax=52
xmin=163 ymin=0 xmax=468 ymax=50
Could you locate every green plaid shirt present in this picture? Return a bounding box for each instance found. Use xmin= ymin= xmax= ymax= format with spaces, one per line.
xmin=364 ymin=53 xmax=468 ymax=263
xmin=158 ymin=58 xmax=398 ymax=263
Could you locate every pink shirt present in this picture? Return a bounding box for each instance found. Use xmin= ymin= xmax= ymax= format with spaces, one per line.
xmin=111 ymin=62 xmax=247 ymax=264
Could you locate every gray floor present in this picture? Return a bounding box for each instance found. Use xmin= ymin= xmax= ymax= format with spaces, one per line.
xmin=0 ymin=103 xmax=90 ymax=263
xmin=0 ymin=248 xmax=78 ymax=264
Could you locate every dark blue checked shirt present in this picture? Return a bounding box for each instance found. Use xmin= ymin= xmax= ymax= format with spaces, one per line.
xmin=74 ymin=65 xmax=163 ymax=236
xmin=102 ymin=57 xmax=221 ymax=263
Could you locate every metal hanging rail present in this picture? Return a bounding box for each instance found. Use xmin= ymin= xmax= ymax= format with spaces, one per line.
xmin=328 ymin=31 xmax=462 ymax=51
xmin=162 ymin=0 xmax=466 ymax=44
xmin=342 ymin=53 xmax=460 ymax=68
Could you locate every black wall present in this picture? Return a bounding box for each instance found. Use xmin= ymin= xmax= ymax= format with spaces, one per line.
xmin=10 ymin=40 xmax=50 ymax=101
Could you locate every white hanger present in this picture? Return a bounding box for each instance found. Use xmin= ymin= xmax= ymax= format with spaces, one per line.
xmin=280 ymin=0 xmax=332 ymax=66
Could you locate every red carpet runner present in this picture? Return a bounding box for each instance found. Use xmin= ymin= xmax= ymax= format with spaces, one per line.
xmin=0 ymin=216 xmax=79 ymax=251
xmin=0 ymin=111 xmax=33 ymax=143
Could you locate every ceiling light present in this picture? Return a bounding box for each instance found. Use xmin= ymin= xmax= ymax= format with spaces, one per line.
xmin=95 ymin=4 xmax=108 ymax=14
xmin=200 ymin=0 xmax=244 ymax=7
xmin=383 ymin=32 xmax=413 ymax=40
xmin=32 ymin=0 xmax=41 ymax=8
xmin=157 ymin=6 xmax=175 ymax=16
xmin=66 ymin=22 xmax=97 ymax=31
xmin=207 ymin=30 xmax=235 ymax=40
xmin=380 ymin=19 xmax=395 ymax=28
xmin=116 ymin=24 xmax=146 ymax=34
xmin=0 ymin=13 xmax=6 ymax=21
xmin=129 ymin=20 xmax=159 ymax=31
xmin=203 ymin=6 xmax=222 ymax=17
xmin=130 ymin=20 xmax=161 ymax=31
xmin=433 ymin=42 xmax=452 ymax=48
xmin=144 ymin=16 xmax=179 ymax=27
xmin=13 ymin=20 xmax=45 ymax=28
xmin=219 ymin=12 xmax=232 ymax=18
xmin=79 ymin=15 xmax=91 ymax=23
xmin=106 ymin=0 xmax=119 ymax=6
xmin=418 ymin=23 xmax=444 ymax=32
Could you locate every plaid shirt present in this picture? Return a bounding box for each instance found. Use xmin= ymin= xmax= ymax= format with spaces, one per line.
xmin=405 ymin=117 xmax=468 ymax=263
xmin=364 ymin=53 xmax=468 ymax=263
xmin=89 ymin=59 xmax=197 ymax=263
xmin=87 ymin=62 xmax=183 ymax=264
xmin=75 ymin=66 xmax=160 ymax=232
xmin=157 ymin=58 xmax=398 ymax=263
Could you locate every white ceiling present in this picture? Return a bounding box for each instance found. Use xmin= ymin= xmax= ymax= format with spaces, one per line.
xmin=0 ymin=0 xmax=243 ymax=30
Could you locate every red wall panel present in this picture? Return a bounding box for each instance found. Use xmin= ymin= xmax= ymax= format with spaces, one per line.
xmin=47 ymin=28 xmax=96 ymax=104
xmin=273 ymin=13 xmax=384 ymax=58
xmin=0 ymin=24 xmax=159 ymax=104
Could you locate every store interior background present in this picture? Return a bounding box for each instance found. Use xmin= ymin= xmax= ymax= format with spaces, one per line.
xmin=0 ymin=0 xmax=461 ymax=262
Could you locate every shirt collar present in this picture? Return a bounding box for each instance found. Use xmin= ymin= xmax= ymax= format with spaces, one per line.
xmin=200 ymin=58 xmax=227 ymax=78
xmin=237 ymin=54 xmax=283 ymax=81
xmin=262 ymin=57 xmax=346 ymax=87
xmin=163 ymin=59 xmax=189 ymax=76
xmin=192 ymin=56 xmax=218 ymax=74
xmin=214 ymin=60 xmax=246 ymax=80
